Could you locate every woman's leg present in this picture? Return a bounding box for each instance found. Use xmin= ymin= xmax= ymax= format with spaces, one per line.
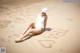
xmin=15 ymin=28 xmax=42 ymax=41
xmin=23 ymin=22 xmax=35 ymax=35
xmin=21 ymin=29 xmax=42 ymax=39
xmin=15 ymin=22 xmax=36 ymax=41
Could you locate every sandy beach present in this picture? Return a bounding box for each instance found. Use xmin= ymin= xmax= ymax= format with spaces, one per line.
xmin=0 ymin=0 xmax=80 ymax=53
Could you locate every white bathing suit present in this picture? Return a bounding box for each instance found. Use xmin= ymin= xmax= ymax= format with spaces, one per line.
xmin=35 ymin=14 xmax=45 ymax=29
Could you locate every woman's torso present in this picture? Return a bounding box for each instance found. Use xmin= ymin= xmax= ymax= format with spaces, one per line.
xmin=35 ymin=14 xmax=45 ymax=29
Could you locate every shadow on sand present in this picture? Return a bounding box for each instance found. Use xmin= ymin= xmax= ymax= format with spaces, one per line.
xmin=15 ymin=27 xmax=52 ymax=43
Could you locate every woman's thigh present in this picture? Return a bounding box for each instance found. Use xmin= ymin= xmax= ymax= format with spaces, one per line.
xmin=30 ymin=28 xmax=42 ymax=35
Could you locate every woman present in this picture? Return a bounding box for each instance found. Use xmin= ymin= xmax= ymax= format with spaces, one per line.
xmin=15 ymin=8 xmax=48 ymax=42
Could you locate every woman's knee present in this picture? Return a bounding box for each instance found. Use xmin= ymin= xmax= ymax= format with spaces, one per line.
xmin=29 ymin=22 xmax=34 ymax=27
xmin=31 ymin=22 xmax=35 ymax=28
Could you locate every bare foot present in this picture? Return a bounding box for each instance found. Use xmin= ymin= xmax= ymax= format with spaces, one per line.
xmin=15 ymin=37 xmax=23 ymax=43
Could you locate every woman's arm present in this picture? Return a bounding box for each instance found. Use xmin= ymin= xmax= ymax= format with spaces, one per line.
xmin=44 ymin=15 xmax=48 ymax=31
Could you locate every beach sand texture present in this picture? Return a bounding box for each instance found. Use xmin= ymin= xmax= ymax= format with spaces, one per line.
xmin=0 ymin=0 xmax=80 ymax=53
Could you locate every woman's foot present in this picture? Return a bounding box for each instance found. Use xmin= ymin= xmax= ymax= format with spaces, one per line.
xmin=15 ymin=37 xmax=23 ymax=43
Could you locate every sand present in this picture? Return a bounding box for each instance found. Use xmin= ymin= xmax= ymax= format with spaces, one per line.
xmin=0 ymin=0 xmax=80 ymax=53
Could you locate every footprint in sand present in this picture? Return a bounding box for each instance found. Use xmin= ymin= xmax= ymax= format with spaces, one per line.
xmin=66 ymin=18 xmax=74 ymax=21
xmin=39 ymin=40 xmax=55 ymax=48
xmin=8 ymin=34 xmax=19 ymax=39
xmin=60 ymin=49 xmax=64 ymax=53
xmin=8 ymin=36 xmax=12 ymax=38
xmin=14 ymin=18 xmax=23 ymax=23
xmin=13 ymin=34 xmax=19 ymax=37
xmin=7 ymin=34 xmax=19 ymax=43
xmin=0 ymin=38 xmax=10 ymax=43
xmin=0 ymin=20 xmax=11 ymax=29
